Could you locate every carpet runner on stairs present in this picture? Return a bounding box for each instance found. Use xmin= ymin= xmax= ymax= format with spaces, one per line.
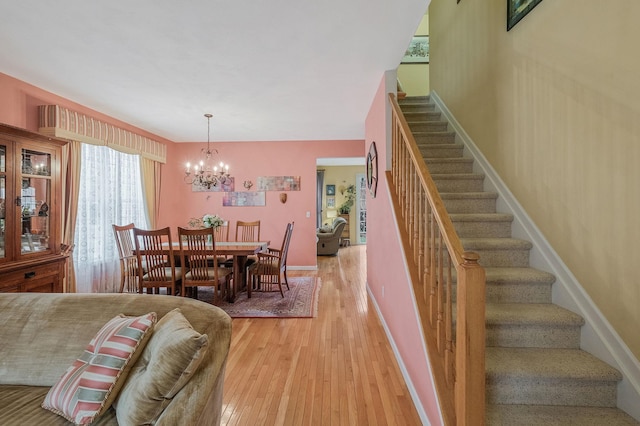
xmin=399 ymin=96 xmax=639 ymax=425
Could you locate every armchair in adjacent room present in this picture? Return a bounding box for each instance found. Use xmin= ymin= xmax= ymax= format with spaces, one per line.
xmin=316 ymin=217 xmax=347 ymax=256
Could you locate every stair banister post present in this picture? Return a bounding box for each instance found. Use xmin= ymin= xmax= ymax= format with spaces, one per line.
xmin=455 ymin=251 xmax=486 ymax=425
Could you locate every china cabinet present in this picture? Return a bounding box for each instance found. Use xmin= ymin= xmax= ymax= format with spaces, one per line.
xmin=0 ymin=123 xmax=67 ymax=292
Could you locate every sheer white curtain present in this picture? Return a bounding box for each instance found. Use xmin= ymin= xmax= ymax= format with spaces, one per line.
xmin=73 ymin=144 xmax=149 ymax=293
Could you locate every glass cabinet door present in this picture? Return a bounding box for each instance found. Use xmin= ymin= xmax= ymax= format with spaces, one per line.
xmin=0 ymin=145 xmax=5 ymax=259
xmin=20 ymin=148 xmax=51 ymax=255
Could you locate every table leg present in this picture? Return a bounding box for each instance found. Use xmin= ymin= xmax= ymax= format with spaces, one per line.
xmin=229 ymin=255 xmax=248 ymax=302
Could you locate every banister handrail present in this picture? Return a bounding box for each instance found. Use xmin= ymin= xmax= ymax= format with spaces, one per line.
xmin=390 ymin=95 xmax=466 ymax=266
xmin=388 ymin=93 xmax=486 ymax=426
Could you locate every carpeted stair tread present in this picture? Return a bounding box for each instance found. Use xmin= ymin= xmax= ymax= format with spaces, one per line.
xmin=486 ymin=347 xmax=622 ymax=381
xmin=431 ymin=172 xmax=485 ymax=181
xmin=425 ymin=157 xmax=474 ymax=165
xmin=484 ymin=267 xmax=556 ymax=284
xmin=449 ymin=213 xmax=513 ymax=222
xmin=403 ymin=111 xmax=442 ymax=121
xmin=461 ymin=237 xmax=533 ymax=250
xmin=425 ymin=158 xmax=474 ymax=174
xmin=440 ymin=191 xmax=498 ymax=213
xmin=398 ymin=104 xmax=435 ymax=113
xmin=417 ymin=141 xmax=464 ymax=150
xmin=414 ymin=131 xmax=457 ymax=140
xmin=398 ymin=97 xmax=430 ymax=106
xmin=485 ymin=303 xmax=584 ymax=327
xmin=486 ymin=404 xmax=640 ymax=425
xmin=408 ymin=121 xmax=449 ymax=132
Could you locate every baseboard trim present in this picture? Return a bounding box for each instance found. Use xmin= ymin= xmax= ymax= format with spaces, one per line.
xmin=367 ymin=283 xmax=433 ymax=426
xmin=288 ymin=265 xmax=317 ymax=271
xmin=430 ymin=90 xmax=640 ymax=420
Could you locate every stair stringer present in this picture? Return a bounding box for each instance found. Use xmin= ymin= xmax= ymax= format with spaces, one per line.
xmin=430 ymin=90 xmax=640 ymax=420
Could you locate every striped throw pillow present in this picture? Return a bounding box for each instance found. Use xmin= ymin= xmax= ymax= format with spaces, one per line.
xmin=42 ymin=312 xmax=156 ymax=425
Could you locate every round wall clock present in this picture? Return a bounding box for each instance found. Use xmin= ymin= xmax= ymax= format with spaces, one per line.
xmin=366 ymin=141 xmax=378 ymax=197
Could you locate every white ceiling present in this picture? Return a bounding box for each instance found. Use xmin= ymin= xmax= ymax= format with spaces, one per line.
xmin=0 ymin=1 xmax=427 ymax=143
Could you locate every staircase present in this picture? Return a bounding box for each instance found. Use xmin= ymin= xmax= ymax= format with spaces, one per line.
xmin=398 ymin=96 xmax=639 ymax=425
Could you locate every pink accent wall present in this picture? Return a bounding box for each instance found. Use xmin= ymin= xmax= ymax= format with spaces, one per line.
xmin=159 ymin=139 xmax=363 ymax=267
xmin=365 ymin=74 xmax=442 ymax=425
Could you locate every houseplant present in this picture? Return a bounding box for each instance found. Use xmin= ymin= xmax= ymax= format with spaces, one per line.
xmin=337 ymin=185 xmax=356 ymax=215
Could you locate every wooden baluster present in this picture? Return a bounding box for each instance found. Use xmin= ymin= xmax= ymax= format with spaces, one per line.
xmin=445 ymin=251 xmax=455 ymax=387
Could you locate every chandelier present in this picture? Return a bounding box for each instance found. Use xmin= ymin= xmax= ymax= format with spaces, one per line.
xmin=184 ymin=113 xmax=231 ymax=189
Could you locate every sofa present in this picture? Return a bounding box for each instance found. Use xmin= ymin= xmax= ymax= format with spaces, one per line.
xmin=0 ymin=292 xmax=232 ymax=425
xmin=316 ymin=217 xmax=347 ymax=256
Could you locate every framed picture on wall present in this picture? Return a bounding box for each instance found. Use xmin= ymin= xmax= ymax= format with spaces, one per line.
xmin=327 ymin=196 xmax=335 ymax=208
xmin=326 ymin=184 xmax=335 ymax=196
xmin=507 ymin=0 xmax=543 ymax=31
xmin=401 ymin=35 xmax=429 ymax=64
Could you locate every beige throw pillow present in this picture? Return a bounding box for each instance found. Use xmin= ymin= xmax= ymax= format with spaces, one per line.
xmin=114 ymin=308 xmax=209 ymax=425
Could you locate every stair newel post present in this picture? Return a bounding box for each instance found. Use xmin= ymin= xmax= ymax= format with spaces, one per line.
xmin=455 ymin=251 xmax=486 ymax=426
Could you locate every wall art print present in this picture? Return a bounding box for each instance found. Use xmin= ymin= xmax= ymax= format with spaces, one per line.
xmin=222 ymin=191 xmax=266 ymax=207
xmin=256 ymin=176 xmax=301 ymax=191
xmin=401 ymin=35 xmax=429 ymax=64
xmin=192 ymin=177 xmax=235 ymax=192
xmin=507 ymin=0 xmax=543 ymax=31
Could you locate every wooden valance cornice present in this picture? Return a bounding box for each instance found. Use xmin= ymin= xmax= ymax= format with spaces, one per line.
xmin=38 ymin=105 xmax=167 ymax=163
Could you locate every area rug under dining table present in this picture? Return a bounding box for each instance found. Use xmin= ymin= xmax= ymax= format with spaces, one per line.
xmin=197 ymin=276 xmax=321 ymax=318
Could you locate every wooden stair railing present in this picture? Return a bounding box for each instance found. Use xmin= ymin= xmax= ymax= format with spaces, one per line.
xmin=388 ymin=93 xmax=486 ymax=425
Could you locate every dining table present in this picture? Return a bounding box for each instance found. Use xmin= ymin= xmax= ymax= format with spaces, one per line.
xmin=163 ymin=240 xmax=269 ymax=302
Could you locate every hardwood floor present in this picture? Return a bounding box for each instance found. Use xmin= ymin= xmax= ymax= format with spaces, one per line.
xmin=221 ymin=245 xmax=423 ymax=425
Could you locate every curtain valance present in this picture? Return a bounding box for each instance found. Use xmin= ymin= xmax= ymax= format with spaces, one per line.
xmin=38 ymin=105 xmax=166 ymax=163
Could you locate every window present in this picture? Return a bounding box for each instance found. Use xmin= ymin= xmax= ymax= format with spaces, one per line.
xmin=74 ymin=144 xmax=148 ymax=292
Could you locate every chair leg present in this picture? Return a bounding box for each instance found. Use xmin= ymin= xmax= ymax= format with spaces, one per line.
xmin=277 ymin=277 xmax=284 ymax=298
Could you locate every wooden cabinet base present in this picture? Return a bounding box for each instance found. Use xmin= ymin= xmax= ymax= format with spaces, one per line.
xmin=0 ymin=255 xmax=67 ymax=293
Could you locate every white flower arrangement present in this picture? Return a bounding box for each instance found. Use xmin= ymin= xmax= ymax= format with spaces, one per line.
xmin=202 ymin=214 xmax=224 ymax=229
xmin=188 ymin=214 xmax=225 ymax=229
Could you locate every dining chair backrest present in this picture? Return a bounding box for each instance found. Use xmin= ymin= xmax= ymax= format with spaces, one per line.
xmin=178 ymin=226 xmax=216 ymax=276
xmin=235 ymin=220 xmax=260 ymax=242
xmin=177 ymin=226 xmax=233 ymax=301
xmin=281 ymin=221 xmax=295 ymax=269
xmin=247 ymin=221 xmax=294 ymax=298
xmin=213 ymin=220 xmax=230 ymax=242
xmin=133 ymin=226 xmax=180 ymax=295
xmin=112 ymin=223 xmax=138 ymax=293
xmin=113 ymin=223 xmax=135 ymax=260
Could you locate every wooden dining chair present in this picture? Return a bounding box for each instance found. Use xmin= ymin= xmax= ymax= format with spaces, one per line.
xmin=224 ymin=220 xmax=261 ymax=271
xmin=214 ymin=220 xmax=230 ymax=242
xmin=178 ymin=227 xmax=233 ymax=303
xmin=235 ymin=220 xmax=260 ymax=242
xmin=213 ymin=220 xmax=231 ymax=266
xmin=112 ymin=223 xmax=140 ymax=293
xmin=248 ymin=222 xmax=294 ymax=298
xmin=133 ymin=226 xmax=182 ymax=296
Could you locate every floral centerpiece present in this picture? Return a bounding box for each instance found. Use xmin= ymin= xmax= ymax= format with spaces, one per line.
xmin=188 ymin=214 xmax=225 ymax=229
xmin=203 ymin=214 xmax=224 ymax=229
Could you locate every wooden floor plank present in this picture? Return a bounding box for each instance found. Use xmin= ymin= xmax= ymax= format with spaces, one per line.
xmin=221 ymin=245 xmax=423 ymax=425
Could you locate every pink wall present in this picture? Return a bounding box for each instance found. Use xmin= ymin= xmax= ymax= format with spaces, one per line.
xmin=0 ymin=72 xmax=364 ymax=269
xmin=365 ymin=73 xmax=442 ymax=425
xmin=159 ymin=139 xmax=363 ymax=267
xmin=0 ymin=73 xmax=172 ymax=144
